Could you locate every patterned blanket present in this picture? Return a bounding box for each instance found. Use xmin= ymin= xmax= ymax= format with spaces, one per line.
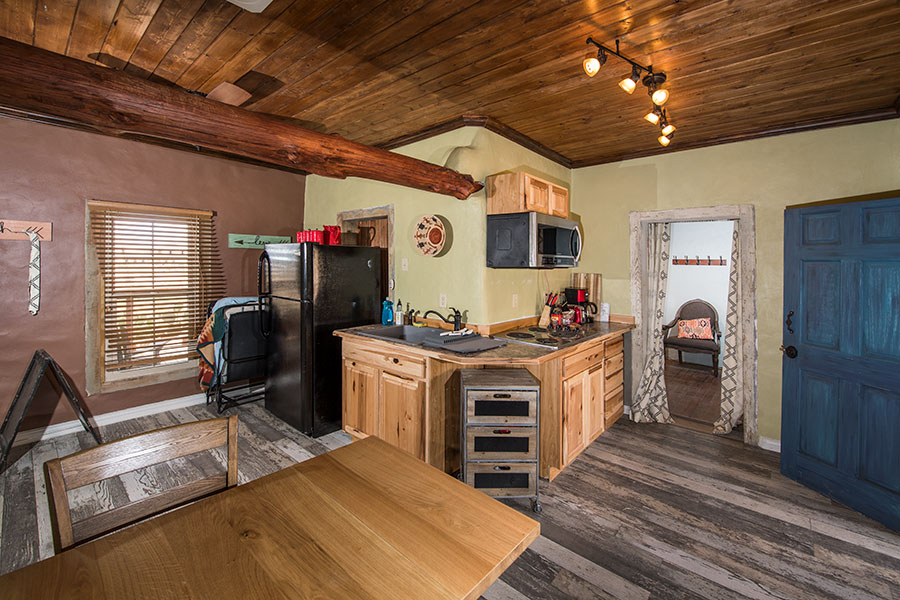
xmin=197 ymin=297 xmax=258 ymax=389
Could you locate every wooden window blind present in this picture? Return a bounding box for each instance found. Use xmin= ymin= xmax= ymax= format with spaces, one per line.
xmin=88 ymin=200 xmax=225 ymax=374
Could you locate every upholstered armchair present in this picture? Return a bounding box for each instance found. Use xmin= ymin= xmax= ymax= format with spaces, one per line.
xmin=662 ymin=299 xmax=721 ymax=376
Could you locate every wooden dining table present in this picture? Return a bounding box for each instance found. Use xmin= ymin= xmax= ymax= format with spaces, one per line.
xmin=1 ymin=435 xmax=540 ymax=599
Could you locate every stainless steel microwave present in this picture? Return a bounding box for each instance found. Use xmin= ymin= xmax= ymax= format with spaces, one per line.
xmin=486 ymin=212 xmax=582 ymax=268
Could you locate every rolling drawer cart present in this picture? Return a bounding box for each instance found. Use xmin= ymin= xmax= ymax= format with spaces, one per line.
xmin=460 ymin=369 xmax=541 ymax=513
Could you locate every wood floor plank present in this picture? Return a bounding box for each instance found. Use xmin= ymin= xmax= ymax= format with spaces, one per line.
xmin=528 ymin=535 xmax=650 ymax=600
xmin=584 ymin=444 xmax=900 ymax=560
xmin=0 ymin=451 xmax=38 ymax=575
xmin=29 ymin=441 xmax=58 ymax=561
xmin=481 ymin=577 xmax=531 ymax=600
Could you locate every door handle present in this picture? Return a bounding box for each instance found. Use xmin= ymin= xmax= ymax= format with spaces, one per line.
xmin=780 ymin=345 xmax=798 ymax=359
xmin=785 ymin=311 xmax=794 ymax=334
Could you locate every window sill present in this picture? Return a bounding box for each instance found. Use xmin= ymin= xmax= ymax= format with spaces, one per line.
xmin=88 ymin=362 xmax=198 ymax=395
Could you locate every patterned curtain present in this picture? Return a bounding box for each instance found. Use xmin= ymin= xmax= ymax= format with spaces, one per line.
xmin=632 ymin=222 xmax=674 ymax=424
xmin=714 ymin=224 xmax=743 ymax=434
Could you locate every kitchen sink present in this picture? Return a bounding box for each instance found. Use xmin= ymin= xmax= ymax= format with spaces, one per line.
xmin=365 ymin=325 xmax=447 ymax=344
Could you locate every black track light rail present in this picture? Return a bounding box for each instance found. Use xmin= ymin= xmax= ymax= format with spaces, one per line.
xmin=585 ymin=37 xmax=657 ymax=77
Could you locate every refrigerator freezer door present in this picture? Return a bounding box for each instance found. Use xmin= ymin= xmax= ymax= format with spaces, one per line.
xmin=265 ymin=243 xmax=305 ymax=301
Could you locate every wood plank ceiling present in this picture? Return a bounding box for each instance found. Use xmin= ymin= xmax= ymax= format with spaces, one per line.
xmin=1 ymin=0 xmax=899 ymax=168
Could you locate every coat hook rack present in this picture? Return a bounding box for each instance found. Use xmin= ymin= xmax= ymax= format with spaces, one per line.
xmin=672 ymin=255 xmax=726 ymax=266
xmin=0 ymin=220 xmax=53 ymax=241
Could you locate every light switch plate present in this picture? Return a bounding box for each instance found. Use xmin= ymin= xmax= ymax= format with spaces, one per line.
xmin=439 ymin=293 xmax=447 ymax=308
xmin=401 ymin=258 xmax=408 ymax=271
xmin=512 ymin=294 xmax=518 ymax=308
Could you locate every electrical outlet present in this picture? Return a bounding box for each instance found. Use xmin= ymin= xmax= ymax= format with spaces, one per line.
xmin=439 ymin=293 xmax=447 ymax=308
xmin=401 ymin=258 xmax=409 ymax=271
xmin=512 ymin=294 xmax=518 ymax=308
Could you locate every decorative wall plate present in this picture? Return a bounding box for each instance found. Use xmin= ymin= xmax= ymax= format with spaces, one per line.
xmin=414 ymin=214 xmax=450 ymax=256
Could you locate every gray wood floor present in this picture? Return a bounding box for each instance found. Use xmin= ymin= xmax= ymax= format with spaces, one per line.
xmin=2 ymin=402 xmax=899 ymax=599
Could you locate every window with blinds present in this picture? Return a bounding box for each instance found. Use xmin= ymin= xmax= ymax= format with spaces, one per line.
xmin=88 ymin=200 xmax=225 ymax=376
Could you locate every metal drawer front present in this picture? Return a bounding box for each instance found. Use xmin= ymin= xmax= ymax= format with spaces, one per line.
xmin=466 ymin=462 xmax=538 ymax=497
xmin=466 ymin=426 xmax=537 ymax=460
xmin=466 ymin=390 xmax=537 ymax=424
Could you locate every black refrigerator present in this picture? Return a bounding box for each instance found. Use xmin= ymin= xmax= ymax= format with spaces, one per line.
xmin=258 ymin=243 xmax=382 ymax=437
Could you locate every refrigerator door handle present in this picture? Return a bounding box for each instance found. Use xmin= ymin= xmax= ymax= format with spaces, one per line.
xmin=258 ymin=251 xmax=272 ymax=337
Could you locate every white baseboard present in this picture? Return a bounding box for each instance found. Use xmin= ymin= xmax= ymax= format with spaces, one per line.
xmin=13 ymin=392 xmax=208 ymax=447
xmin=757 ymin=436 xmax=781 ymax=453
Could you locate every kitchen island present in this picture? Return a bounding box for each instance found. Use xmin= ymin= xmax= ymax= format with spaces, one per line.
xmin=335 ymin=320 xmax=633 ymax=480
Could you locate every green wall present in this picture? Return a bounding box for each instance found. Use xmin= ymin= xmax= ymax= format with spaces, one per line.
xmin=304 ymin=127 xmax=571 ymax=325
xmin=306 ymin=118 xmax=900 ymax=442
xmin=571 ymin=119 xmax=900 ymax=441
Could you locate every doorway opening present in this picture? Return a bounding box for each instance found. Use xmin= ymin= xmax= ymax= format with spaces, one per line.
xmin=336 ymin=205 xmax=394 ymax=301
xmin=629 ymin=205 xmax=759 ymax=446
xmin=663 ymin=221 xmax=734 ymax=436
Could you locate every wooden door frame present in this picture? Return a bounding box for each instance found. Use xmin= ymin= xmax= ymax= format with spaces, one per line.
xmin=628 ymin=205 xmax=759 ymax=446
xmin=337 ymin=205 xmax=395 ymax=301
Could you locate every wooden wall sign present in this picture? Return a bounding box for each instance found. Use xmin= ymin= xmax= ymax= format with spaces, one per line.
xmin=1 ymin=350 xmax=101 ymax=469
xmin=0 ymin=220 xmax=52 ymax=241
xmin=228 ymin=234 xmax=291 ymax=249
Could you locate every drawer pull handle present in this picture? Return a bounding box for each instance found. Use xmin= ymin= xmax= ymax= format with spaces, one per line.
xmin=392 ymin=358 xmax=400 ymax=364
xmin=493 ymin=393 xmax=511 ymax=398
xmin=493 ymin=429 xmax=512 ymax=434
xmin=351 ymin=361 xmax=356 ymax=367
xmin=493 ymin=466 xmax=511 ymax=471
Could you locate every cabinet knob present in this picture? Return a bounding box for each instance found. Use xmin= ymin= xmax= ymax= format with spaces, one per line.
xmin=392 ymin=357 xmax=400 ymax=364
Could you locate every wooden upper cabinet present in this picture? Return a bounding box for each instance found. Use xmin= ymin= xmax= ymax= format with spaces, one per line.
xmin=487 ymin=171 xmax=569 ymax=218
xmin=524 ymin=175 xmax=549 ymax=214
xmin=549 ymin=185 xmax=569 ymax=218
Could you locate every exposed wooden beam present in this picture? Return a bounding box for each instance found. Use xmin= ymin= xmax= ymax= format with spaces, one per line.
xmin=0 ymin=38 xmax=482 ymax=200
xmin=379 ymin=114 xmax=574 ymax=169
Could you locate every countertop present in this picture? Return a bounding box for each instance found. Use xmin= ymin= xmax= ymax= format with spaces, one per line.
xmin=335 ymin=321 xmax=634 ymax=365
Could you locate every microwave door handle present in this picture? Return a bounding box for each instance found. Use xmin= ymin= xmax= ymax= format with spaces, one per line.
xmin=572 ymin=226 xmax=583 ymax=264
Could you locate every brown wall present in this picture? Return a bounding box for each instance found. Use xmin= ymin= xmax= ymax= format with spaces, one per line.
xmin=0 ymin=117 xmax=305 ymax=430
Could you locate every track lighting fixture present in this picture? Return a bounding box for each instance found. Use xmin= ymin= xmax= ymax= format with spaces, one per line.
xmin=644 ymin=106 xmax=662 ymax=125
xmin=582 ymin=37 xmax=678 ymax=147
xmin=583 ymin=48 xmax=606 ymax=77
xmin=652 ymin=88 xmax=669 ymax=106
xmin=619 ymin=65 xmax=641 ymax=94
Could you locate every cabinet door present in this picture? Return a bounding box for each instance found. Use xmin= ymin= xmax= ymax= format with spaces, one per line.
xmin=549 ymin=185 xmax=569 ymax=218
xmin=524 ymin=175 xmax=550 ymax=214
xmin=342 ymin=360 xmax=377 ymax=436
xmin=380 ymin=372 xmax=426 ymax=460
xmin=563 ymin=373 xmax=586 ymax=465
xmin=588 ymin=366 xmax=605 ymax=440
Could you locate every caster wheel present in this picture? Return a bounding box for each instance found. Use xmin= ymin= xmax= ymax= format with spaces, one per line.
xmin=532 ymin=501 xmax=542 ymax=514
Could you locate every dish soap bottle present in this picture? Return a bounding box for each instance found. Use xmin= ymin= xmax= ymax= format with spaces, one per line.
xmin=395 ymin=298 xmax=404 ymax=325
xmin=381 ymin=297 xmax=393 ymax=326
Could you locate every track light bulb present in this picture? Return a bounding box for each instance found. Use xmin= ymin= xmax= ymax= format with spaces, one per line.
xmin=644 ymin=108 xmax=661 ymax=125
xmin=619 ymin=66 xmax=641 ymax=94
xmin=583 ymin=48 xmax=606 ymax=77
xmin=651 ymin=88 xmax=669 ymax=106
xmin=661 ymin=122 xmax=676 ymax=136
xmin=658 ymin=133 xmax=672 ymax=147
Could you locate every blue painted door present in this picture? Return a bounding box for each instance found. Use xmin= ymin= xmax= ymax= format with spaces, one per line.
xmin=782 ymin=197 xmax=900 ymax=531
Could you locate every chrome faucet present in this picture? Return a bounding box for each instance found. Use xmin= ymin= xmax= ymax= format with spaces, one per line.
xmin=422 ymin=307 xmax=462 ymax=331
